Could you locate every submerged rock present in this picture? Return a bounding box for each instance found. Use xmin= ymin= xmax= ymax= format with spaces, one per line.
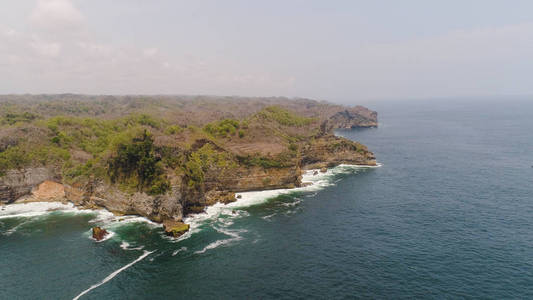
xmin=163 ymin=220 xmax=190 ymax=238
xmin=92 ymin=226 xmax=108 ymax=241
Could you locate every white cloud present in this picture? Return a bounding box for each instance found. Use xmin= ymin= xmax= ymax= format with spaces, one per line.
xmin=3 ymin=1 xmax=532 ymax=98
xmin=143 ymin=48 xmax=159 ymax=58
xmin=30 ymin=0 xmax=85 ymax=29
xmin=30 ymin=39 xmax=61 ymax=57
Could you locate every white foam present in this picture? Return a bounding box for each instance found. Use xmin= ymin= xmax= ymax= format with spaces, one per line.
xmin=72 ymin=250 xmax=155 ymax=300
xmin=172 ymin=247 xmax=188 ymax=256
xmin=281 ymin=199 xmax=302 ymax=207
xmin=261 ymin=213 xmax=277 ymax=220
xmin=120 ymin=241 xmax=144 ymax=251
xmin=0 ymin=202 xmax=79 ymax=220
xmin=90 ymin=230 xmax=115 ymax=243
xmin=194 ymin=228 xmax=245 ymax=254
xmin=88 ymin=212 xmax=161 ymax=229
xmin=0 ymin=200 xmax=161 ymax=233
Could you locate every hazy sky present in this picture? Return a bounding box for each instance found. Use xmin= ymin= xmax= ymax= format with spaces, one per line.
xmin=1 ymin=0 xmax=533 ymax=102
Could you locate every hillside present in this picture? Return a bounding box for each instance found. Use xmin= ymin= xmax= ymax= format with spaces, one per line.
xmin=0 ymin=95 xmax=377 ymax=223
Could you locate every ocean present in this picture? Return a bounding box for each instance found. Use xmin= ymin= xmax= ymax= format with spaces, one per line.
xmin=1 ymin=98 xmax=532 ymax=299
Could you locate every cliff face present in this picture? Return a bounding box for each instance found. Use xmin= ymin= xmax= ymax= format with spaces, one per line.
xmin=301 ymin=135 xmax=376 ymax=169
xmin=0 ymin=168 xmax=57 ymax=204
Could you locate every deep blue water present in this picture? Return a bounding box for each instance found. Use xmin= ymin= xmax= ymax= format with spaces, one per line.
xmin=1 ymin=98 xmax=533 ymax=299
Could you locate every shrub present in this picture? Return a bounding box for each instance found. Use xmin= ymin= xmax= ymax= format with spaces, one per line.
xmin=183 ymin=144 xmax=235 ymax=187
xmin=165 ymin=125 xmax=183 ymax=135
xmin=203 ymin=119 xmax=240 ymax=138
xmin=1 ymin=112 xmax=39 ymax=125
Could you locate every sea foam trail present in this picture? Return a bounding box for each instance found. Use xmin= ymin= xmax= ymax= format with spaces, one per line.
xmin=194 ymin=228 xmax=245 ymax=254
xmin=2 ymin=219 xmax=31 ymax=236
xmin=172 ymin=247 xmax=188 ymax=256
xmin=72 ymin=250 xmax=155 ymax=300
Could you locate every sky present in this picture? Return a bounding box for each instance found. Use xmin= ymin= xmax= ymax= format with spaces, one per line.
xmin=1 ymin=0 xmax=533 ymax=102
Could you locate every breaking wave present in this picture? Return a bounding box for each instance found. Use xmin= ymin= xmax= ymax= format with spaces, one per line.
xmin=194 ymin=228 xmax=245 ymax=254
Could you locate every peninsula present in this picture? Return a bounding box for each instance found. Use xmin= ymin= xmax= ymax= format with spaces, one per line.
xmin=0 ymin=95 xmax=377 ymax=235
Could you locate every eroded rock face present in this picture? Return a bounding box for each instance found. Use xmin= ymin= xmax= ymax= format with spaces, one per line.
xmin=92 ymin=226 xmax=108 ymax=241
xmin=0 ymin=168 xmax=57 ymax=204
xmin=28 ymin=180 xmax=66 ymax=202
xmin=301 ymin=135 xmax=376 ymax=169
xmin=182 ymin=165 xmax=301 ymax=214
xmin=75 ymin=179 xmax=184 ymax=223
xmin=163 ymin=220 xmax=189 ymax=237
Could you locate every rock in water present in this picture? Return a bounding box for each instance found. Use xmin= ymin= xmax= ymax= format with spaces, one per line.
xmin=92 ymin=227 xmax=108 ymax=241
xmin=313 ymin=171 xmax=319 ymax=175
xmin=320 ymin=167 xmax=327 ymax=173
xmin=163 ymin=220 xmax=190 ymax=238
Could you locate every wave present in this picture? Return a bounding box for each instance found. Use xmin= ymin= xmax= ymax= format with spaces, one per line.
xmin=261 ymin=213 xmax=277 ymax=220
xmin=2 ymin=219 xmax=32 ymax=236
xmin=0 ymin=202 xmax=79 ymax=220
xmin=281 ymin=199 xmax=302 ymax=207
xmin=194 ymin=228 xmax=245 ymax=254
xmin=88 ymin=210 xmax=161 ymax=229
xmin=72 ymin=250 xmax=155 ymax=300
xmin=0 ymin=201 xmax=159 ymax=234
xmin=172 ymin=247 xmax=187 ymax=256
xmin=120 ymin=241 xmax=144 ymax=251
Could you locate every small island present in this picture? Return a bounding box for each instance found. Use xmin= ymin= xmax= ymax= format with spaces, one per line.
xmin=0 ymin=95 xmax=377 ymax=234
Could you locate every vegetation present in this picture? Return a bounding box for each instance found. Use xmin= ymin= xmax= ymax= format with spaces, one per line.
xmin=203 ymin=119 xmax=241 ymax=138
xmin=165 ymin=125 xmax=183 ymax=135
xmin=183 ymin=144 xmax=236 ymax=187
xmin=257 ymin=106 xmax=316 ymax=126
xmin=108 ymin=130 xmax=169 ymax=195
xmin=0 ymin=112 xmax=39 ymax=125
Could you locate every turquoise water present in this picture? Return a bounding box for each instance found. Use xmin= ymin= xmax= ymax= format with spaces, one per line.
xmin=1 ymin=98 xmax=533 ymax=299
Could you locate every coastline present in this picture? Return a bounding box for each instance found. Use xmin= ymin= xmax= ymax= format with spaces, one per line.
xmin=0 ymin=163 xmax=380 ymax=241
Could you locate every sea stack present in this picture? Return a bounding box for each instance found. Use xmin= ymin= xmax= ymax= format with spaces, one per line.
xmin=163 ymin=220 xmax=190 ymax=238
xmin=92 ymin=227 xmax=108 ymax=241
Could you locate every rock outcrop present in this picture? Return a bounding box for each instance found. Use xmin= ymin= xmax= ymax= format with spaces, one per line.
xmin=163 ymin=220 xmax=190 ymax=237
xmin=92 ymin=226 xmax=108 ymax=241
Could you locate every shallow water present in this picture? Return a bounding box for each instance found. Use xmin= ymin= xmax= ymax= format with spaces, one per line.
xmin=1 ymin=98 xmax=533 ymax=299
